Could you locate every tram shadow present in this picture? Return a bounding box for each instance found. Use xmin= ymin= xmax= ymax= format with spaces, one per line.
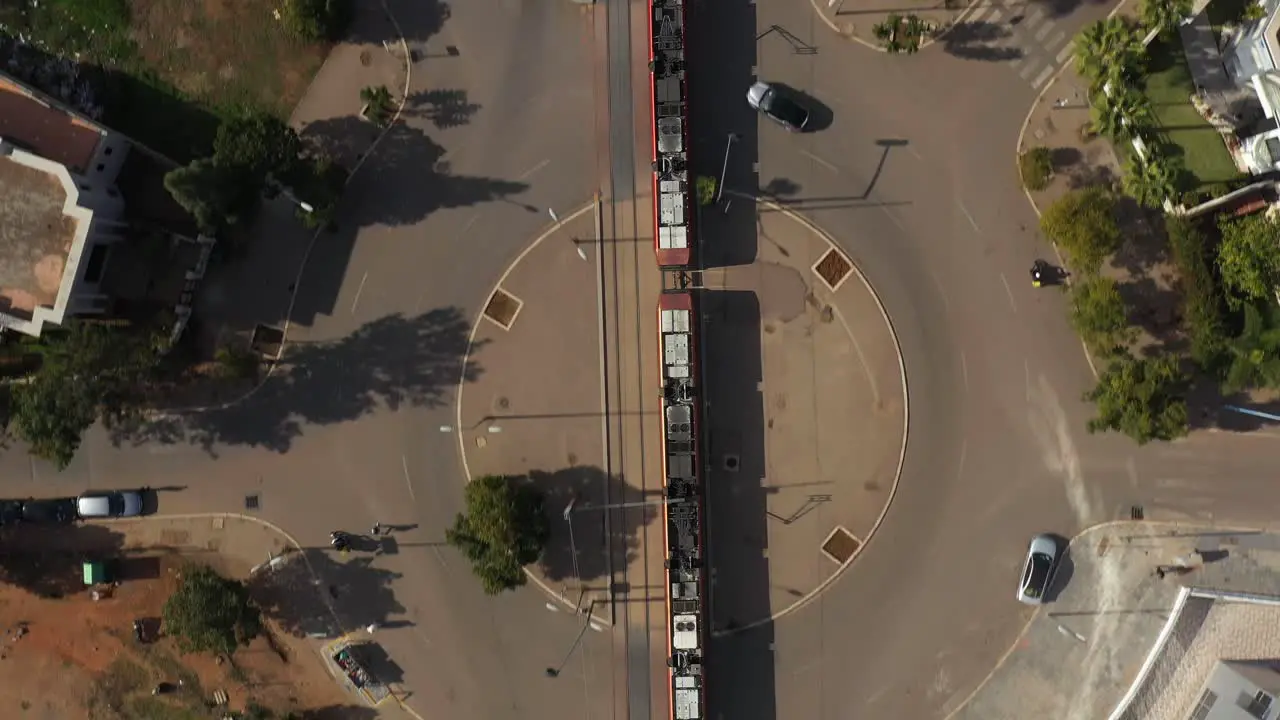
xmin=701 ymin=289 xmax=777 ymax=718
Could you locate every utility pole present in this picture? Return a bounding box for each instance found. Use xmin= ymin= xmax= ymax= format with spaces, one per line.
xmin=716 ymin=133 xmax=739 ymax=205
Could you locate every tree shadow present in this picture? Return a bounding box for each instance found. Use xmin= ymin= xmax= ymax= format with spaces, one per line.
xmin=941 ymin=21 xmax=1024 ymax=62
xmin=1118 ymin=277 xmax=1188 ymax=358
xmin=1068 ymin=163 xmax=1117 ymax=190
xmin=525 ymin=466 xmax=661 ymax=586
xmin=403 ymin=89 xmax=481 ymax=129
xmin=247 ymin=547 xmax=407 ymax=640
xmin=294 ymin=706 xmax=381 ymax=720
xmin=300 ymin=117 xmax=528 ymax=229
xmin=0 ymin=523 xmax=127 ymax=599
xmin=1109 ymin=198 xmax=1170 ymax=276
xmin=111 ymin=307 xmax=485 ymax=454
xmin=1201 ymin=390 xmax=1280 ymax=432
xmin=1051 ymin=147 xmax=1082 ymax=170
xmin=346 ymin=0 xmax=452 ymax=47
xmin=759 ymin=177 xmax=802 ymax=197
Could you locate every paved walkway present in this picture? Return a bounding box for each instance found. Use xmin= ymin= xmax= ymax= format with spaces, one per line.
xmin=949 ymin=521 xmax=1280 ymax=720
xmin=1179 ymin=12 xmax=1231 ymax=95
xmin=189 ymin=0 xmax=409 ymax=399
xmin=702 ymin=198 xmax=906 ymax=631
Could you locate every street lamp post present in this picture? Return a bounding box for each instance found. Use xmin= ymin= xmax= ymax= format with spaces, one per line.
xmin=548 ymin=208 xmax=588 ymax=261
xmin=716 ymin=133 xmax=739 ymax=205
xmin=562 ymin=499 xmax=583 ymax=608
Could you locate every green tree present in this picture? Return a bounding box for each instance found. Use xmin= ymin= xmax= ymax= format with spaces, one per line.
xmin=1085 ymin=354 xmax=1190 ymax=444
xmin=1167 ymin=217 xmax=1230 ymax=370
xmin=161 ymin=565 xmax=262 ymax=656
xmin=281 ymin=155 xmax=349 ymax=229
xmin=164 ymin=158 xmax=253 ymax=234
xmin=696 ymin=176 xmax=716 ymax=206
xmin=1069 ymin=276 xmax=1135 ymax=356
xmin=213 ymin=114 xmax=302 ymax=181
xmin=360 ymin=85 xmax=396 ymax=127
xmin=281 ymin=0 xmax=353 ymax=41
xmin=9 ymin=322 xmax=162 ymax=467
xmin=1039 ymin=186 xmax=1122 ymax=275
xmin=1122 ymin=152 xmax=1180 ymax=208
xmin=1091 ymin=85 xmax=1154 ymax=140
xmin=1217 ymin=213 xmax=1280 ymax=304
xmin=1223 ymin=301 xmax=1280 ymax=392
xmin=1019 ymin=147 xmax=1054 ymax=191
xmin=1074 ymin=17 xmax=1144 ymax=92
xmin=1140 ymin=0 xmax=1192 ymax=37
xmin=446 ymin=475 xmax=550 ymax=595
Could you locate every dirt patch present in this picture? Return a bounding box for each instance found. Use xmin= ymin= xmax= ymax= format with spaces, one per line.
xmin=0 ymin=550 xmax=351 ymax=719
xmin=821 ymin=526 xmax=861 ymax=563
xmin=483 ymin=288 xmax=523 ymax=330
xmin=813 ymin=248 xmax=853 ymax=291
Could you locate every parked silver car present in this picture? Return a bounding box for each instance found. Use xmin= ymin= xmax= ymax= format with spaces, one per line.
xmin=746 ymin=81 xmax=810 ymax=132
xmin=77 ymin=490 xmax=144 ymax=519
xmin=1017 ymin=534 xmax=1061 ymax=605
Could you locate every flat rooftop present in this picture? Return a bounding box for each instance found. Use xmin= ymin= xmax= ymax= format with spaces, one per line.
xmin=0 ymin=77 xmax=101 ymax=174
xmin=0 ymin=156 xmax=77 ymax=320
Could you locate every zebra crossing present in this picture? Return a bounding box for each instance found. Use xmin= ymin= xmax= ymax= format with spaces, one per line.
xmin=960 ymin=2 xmax=1077 ymax=90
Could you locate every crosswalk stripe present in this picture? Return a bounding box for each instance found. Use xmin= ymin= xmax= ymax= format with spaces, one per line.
xmin=987 ymin=6 xmax=1005 ymax=22
xmin=1024 ymin=6 xmax=1047 ymax=28
xmin=1020 ymin=59 xmax=1042 ymax=80
xmin=1009 ymin=55 xmax=1024 ymax=70
xmin=1032 ymin=65 xmax=1055 ymax=88
xmin=1034 ymin=19 xmax=1057 ymax=41
xmin=1056 ymin=41 xmax=1075 ymax=65
xmin=966 ymin=5 xmax=990 ymax=23
xmin=1044 ymin=29 xmax=1066 ymax=51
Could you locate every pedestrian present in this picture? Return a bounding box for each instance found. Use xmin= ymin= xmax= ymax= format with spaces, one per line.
xmin=1155 ymin=567 xmax=1167 ymax=580
xmin=371 ymin=522 xmax=381 ymax=536
xmin=1191 ymin=549 xmax=1204 ymax=562
xmin=366 ymin=623 xmax=378 ymax=634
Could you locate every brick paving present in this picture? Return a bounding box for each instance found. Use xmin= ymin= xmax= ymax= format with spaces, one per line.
xmin=950 ymin=521 xmax=1280 ymax=720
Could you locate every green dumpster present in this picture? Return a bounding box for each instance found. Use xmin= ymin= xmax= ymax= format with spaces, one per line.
xmin=83 ymin=560 xmax=110 ymax=586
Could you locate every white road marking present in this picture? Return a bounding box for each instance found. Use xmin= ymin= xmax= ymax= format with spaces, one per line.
xmin=1034 ymin=19 xmax=1057 ymax=41
xmin=966 ymin=6 xmax=990 ymax=23
xmin=986 ymin=7 xmax=1005 ymax=23
xmin=516 ymin=158 xmax=551 ymax=181
xmin=432 ymin=546 xmax=450 ymax=569
xmin=546 ymin=603 xmax=560 ymax=612
xmin=960 ymin=351 xmax=969 ymax=392
xmin=1019 ymin=60 xmax=1042 ymax=81
xmin=1000 ymin=273 xmax=1018 ymax=312
xmin=1044 ymin=29 xmax=1066 ymax=50
xmin=350 ymin=272 xmax=369 ymax=315
xmin=1056 ymin=41 xmax=1075 ymax=64
xmin=1126 ymin=456 xmax=1139 ymax=488
xmin=1032 ymin=65 xmax=1056 ymax=89
xmin=1024 ymin=359 xmax=1031 ymax=403
xmin=1024 ymin=6 xmax=1047 ymax=26
xmin=957 ymin=200 xmax=980 ymax=232
xmin=800 ymin=149 xmax=839 ymax=173
xmin=880 ymin=205 xmax=907 ymax=232
xmin=402 ymin=455 xmax=417 ymax=502
xmin=956 ymin=440 xmax=968 ymax=481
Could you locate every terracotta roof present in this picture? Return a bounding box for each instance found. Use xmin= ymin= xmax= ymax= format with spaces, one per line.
xmin=0 ymin=156 xmax=76 ymax=320
xmin=0 ymin=77 xmax=102 ymax=174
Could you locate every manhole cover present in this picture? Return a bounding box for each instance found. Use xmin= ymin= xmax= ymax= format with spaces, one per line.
xmin=813 ymin=248 xmax=853 ymax=291
xmin=723 ymin=455 xmax=740 ymax=472
xmin=483 ymin=288 xmax=523 ymax=330
xmin=245 ymin=494 xmax=260 ymax=511
xmin=497 ymin=396 xmax=510 ymax=410
xmin=360 ymin=50 xmax=372 ymax=66
xmin=820 ymin=526 xmax=860 ymax=564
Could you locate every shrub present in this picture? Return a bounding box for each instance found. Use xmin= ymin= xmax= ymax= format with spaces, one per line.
xmin=1166 ymin=217 xmax=1230 ymax=371
xmin=696 ymin=176 xmax=717 ymax=206
xmin=214 ymin=345 xmax=259 ymax=380
xmin=282 ymin=0 xmax=353 ymax=42
xmin=1039 ymin=186 xmax=1122 ymax=275
xmin=1019 ymin=147 xmax=1054 ymax=191
xmin=1069 ymin=277 xmax=1135 ymax=357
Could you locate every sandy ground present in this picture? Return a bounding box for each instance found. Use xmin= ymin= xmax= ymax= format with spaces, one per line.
xmin=0 ymin=551 xmax=352 ymax=719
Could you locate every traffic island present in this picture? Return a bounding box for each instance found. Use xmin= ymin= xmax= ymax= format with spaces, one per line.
xmin=808 ymin=0 xmax=974 ymax=51
xmin=703 ymin=196 xmax=908 ymax=633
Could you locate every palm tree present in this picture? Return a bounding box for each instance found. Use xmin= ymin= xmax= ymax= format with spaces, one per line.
xmin=1224 ymin=302 xmax=1280 ymax=392
xmin=1140 ymin=0 xmax=1192 ymax=38
xmin=360 ymin=85 xmax=395 ymax=127
xmin=1074 ymin=18 xmax=1145 ymax=92
xmin=1091 ymin=85 xmax=1154 ymax=140
xmin=1122 ymin=152 xmax=1180 ymax=207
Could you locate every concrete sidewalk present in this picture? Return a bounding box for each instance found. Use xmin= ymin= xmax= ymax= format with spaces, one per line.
xmin=950 ymin=521 xmax=1280 ymax=720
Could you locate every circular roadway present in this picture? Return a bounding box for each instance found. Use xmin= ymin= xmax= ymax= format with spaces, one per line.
xmin=698 ymin=0 xmax=1280 ymax=718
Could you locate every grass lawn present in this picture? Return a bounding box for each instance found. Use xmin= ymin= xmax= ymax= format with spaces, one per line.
xmin=0 ymin=0 xmax=330 ymax=163
xmin=1141 ymin=36 xmax=1240 ymax=191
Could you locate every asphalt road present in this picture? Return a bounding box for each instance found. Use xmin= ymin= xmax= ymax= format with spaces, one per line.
xmin=696 ymin=1 xmax=1280 ymax=719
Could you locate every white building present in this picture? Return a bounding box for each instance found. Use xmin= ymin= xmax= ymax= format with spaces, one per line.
xmin=0 ymin=74 xmax=132 ymax=337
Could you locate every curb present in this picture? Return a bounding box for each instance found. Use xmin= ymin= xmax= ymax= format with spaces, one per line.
xmin=711 ymin=190 xmax=910 ymax=637
xmin=808 ymin=0 xmax=982 ymax=53
xmin=451 ymin=198 xmax=609 ymax=622
xmin=152 ymin=2 xmax=416 ymax=417
xmin=1014 ymin=39 xmax=1102 ymax=381
xmin=940 ymin=517 xmax=1266 ymax=719
xmin=117 ymin=512 xmax=429 ymax=720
